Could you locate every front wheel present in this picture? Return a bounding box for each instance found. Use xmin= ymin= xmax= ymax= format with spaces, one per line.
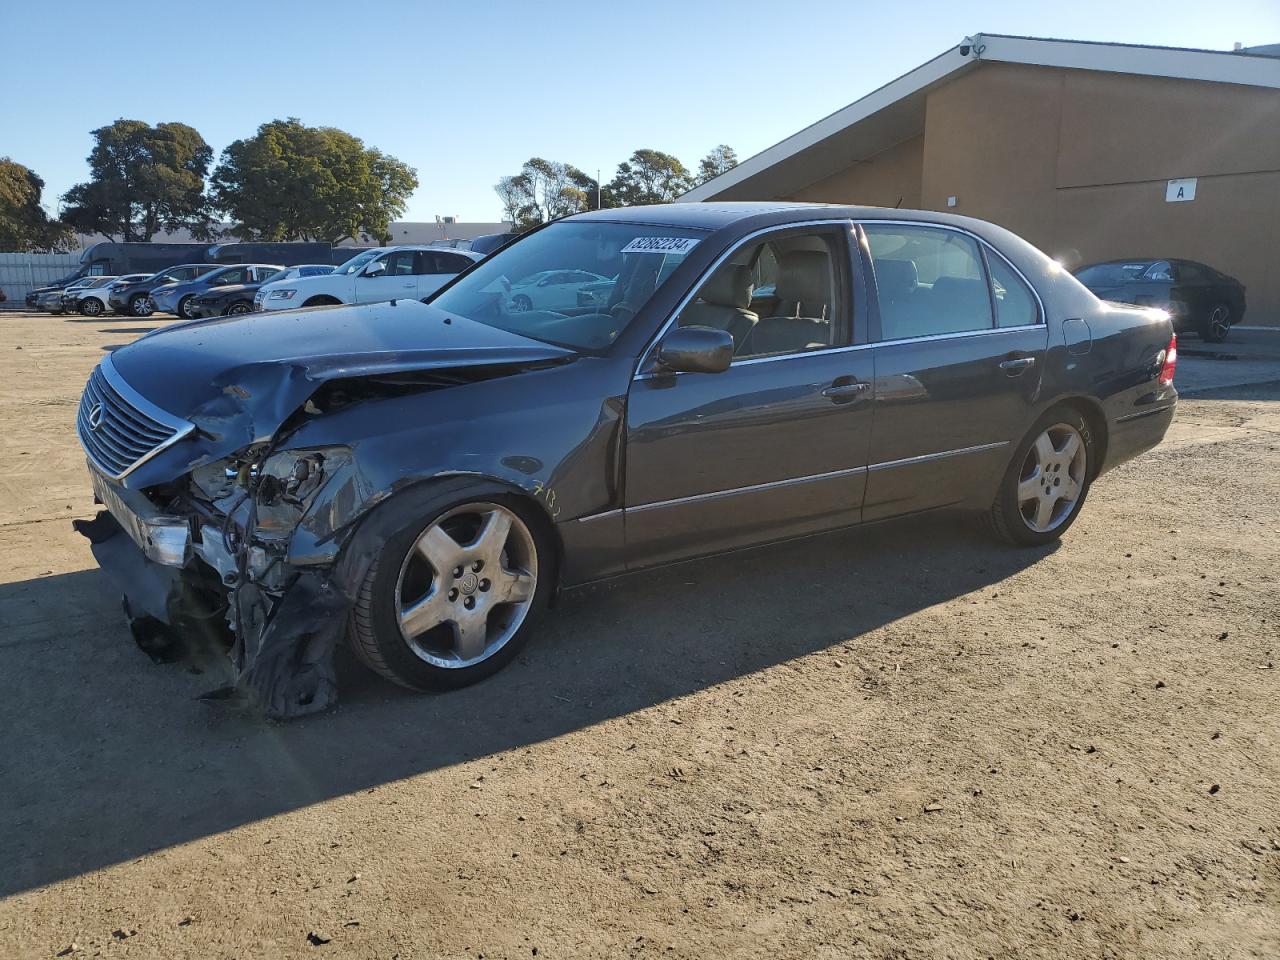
xmin=509 ymin=294 xmax=532 ymax=312
xmin=178 ymin=295 xmax=197 ymax=319
xmin=1200 ymin=303 xmax=1232 ymax=343
xmin=224 ymin=301 xmax=252 ymax=316
xmin=986 ymin=404 xmax=1094 ymax=546
xmin=349 ymin=491 xmax=550 ymax=691
xmin=130 ymin=294 xmax=154 ymax=317
xmin=78 ymin=297 xmax=104 ymax=317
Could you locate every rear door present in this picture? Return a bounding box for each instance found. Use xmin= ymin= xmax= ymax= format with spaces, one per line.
xmin=860 ymin=222 xmax=1048 ymax=521
xmin=418 ymin=251 xmax=474 ymax=297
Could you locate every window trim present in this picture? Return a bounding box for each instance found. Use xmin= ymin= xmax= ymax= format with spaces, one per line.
xmin=634 ymin=219 xmax=861 ymax=378
xmin=857 ymin=219 xmax=1046 ymax=344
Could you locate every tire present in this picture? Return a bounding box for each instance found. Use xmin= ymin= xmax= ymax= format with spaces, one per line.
xmin=177 ymin=295 xmax=197 ymax=319
xmin=985 ymin=403 xmax=1095 ymax=547
xmin=1200 ymin=303 xmax=1231 ymax=343
xmin=302 ymin=295 xmax=342 ymax=307
xmin=348 ymin=485 xmax=553 ymax=691
xmin=78 ymin=297 xmax=104 ymax=317
xmin=510 ymin=294 xmax=532 ymax=312
xmin=130 ymin=294 xmax=154 ymax=317
xmin=224 ymin=301 xmax=252 ymax=316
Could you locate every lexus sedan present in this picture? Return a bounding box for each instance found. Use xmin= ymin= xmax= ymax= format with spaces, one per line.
xmin=1073 ymin=258 xmax=1246 ymax=342
xmin=74 ymin=203 xmax=1177 ymax=718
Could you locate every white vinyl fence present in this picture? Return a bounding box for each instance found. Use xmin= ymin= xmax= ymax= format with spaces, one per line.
xmin=0 ymin=253 xmax=81 ymax=309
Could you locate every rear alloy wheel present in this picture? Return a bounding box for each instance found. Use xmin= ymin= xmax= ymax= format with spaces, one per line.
xmin=130 ymin=294 xmax=154 ymax=317
xmin=78 ymin=297 xmax=104 ymax=316
xmin=987 ymin=404 xmax=1094 ymax=546
xmin=224 ymin=301 xmax=252 ymax=316
xmin=350 ymin=495 xmax=549 ymax=690
xmin=1201 ymin=303 xmax=1231 ymax=343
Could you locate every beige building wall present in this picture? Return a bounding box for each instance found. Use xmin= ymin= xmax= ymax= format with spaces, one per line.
xmin=790 ymin=135 xmax=924 ymax=209
xmin=920 ymin=62 xmax=1280 ymax=324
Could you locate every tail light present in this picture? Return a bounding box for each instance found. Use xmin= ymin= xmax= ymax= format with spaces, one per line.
xmin=1158 ymin=332 xmax=1177 ymax=386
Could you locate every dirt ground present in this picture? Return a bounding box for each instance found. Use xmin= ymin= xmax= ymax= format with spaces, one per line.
xmin=0 ymin=311 xmax=1277 ymax=960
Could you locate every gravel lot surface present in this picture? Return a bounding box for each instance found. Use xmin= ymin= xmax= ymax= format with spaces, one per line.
xmin=1 ymin=311 xmax=1277 ymax=959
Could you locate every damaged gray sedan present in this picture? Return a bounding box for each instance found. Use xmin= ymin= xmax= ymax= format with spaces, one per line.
xmin=75 ymin=203 xmax=1177 ymax=718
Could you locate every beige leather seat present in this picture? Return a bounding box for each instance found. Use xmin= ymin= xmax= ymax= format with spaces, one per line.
xmin=744 ymin=250 xmax=834 ymax=355
xmin=679 ymin=263 xmax=758 ymax=350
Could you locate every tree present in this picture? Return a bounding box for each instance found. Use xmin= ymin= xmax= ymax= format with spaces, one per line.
xmin=211 ymin=119 xmax=418 ymax=245
xmin=697 ymin=144 xmax=738 ymax=185
xmin=60 ymin=120 xmax=214 ymax=241
xmin=493 ymin=157 xmax=602 ymax=230
xmin=606 ymin=149 xmax=693 ymax=206
xmin=0 ymin=159 xmax=72 ymax=252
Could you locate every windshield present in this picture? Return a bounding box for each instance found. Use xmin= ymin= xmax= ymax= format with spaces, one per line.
xmin=263 ymin=268 xmax=290 ymax=285
xmin=430 ymin=221 xmax=707 ymax=352
xmin=332 ymin=250 xmax=383 ymax=276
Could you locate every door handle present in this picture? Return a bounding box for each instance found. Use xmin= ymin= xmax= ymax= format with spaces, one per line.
xmin=999 ymin=356 xmax=1036 ymax=376
xmin=822 ymin=380 xmax=870 ymax=403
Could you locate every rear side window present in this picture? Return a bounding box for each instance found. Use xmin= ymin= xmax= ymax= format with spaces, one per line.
xmin=866 ymin=224 xmax=992 ymax=340
xmin=987 ymin=253 xmax=1038 ymax=328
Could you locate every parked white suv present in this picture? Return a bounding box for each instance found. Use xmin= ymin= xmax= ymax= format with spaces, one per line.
xmin=254 ymin=246 xmax=482 ymax=311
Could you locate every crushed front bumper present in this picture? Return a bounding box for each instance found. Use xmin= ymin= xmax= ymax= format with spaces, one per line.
xmin=75 ymin=470 xmax=354 ymax=719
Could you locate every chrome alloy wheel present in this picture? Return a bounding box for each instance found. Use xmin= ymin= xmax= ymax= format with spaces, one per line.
xmin=132 ymin=296 xmax=153 ymax=316
xmin=1017 ymin=423 xmax=1087 ymax=533
xmin=394 ymin=503 xmax=537 ymax=669
xmin=1208 ymin=305 xmax=1230 ymax=341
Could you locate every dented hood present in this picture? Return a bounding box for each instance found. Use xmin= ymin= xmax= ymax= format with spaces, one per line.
xmin=108 ymin=299 xmax=575 ymax=485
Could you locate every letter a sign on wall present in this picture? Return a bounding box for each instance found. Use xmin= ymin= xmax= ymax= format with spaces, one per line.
xmin=1166 ymin=178 xmax=1197 ymax=202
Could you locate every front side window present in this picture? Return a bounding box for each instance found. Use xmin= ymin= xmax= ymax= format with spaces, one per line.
xmin=676 ymin=228 xmax=849 ymax=360
xmin=431 ymin=221 xmax=707 ymax=353
xmin=866 ymin=225 xmax=992 ymax=340
xmin=332 ymin=249 xmax=383 ymax=276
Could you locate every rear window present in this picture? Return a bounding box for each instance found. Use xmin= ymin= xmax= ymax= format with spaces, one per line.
xmin=1074 ymin=262 xmax=1152 ymax=285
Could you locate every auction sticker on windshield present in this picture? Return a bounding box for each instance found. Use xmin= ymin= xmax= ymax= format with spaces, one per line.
xmin=621 ymin=237 xmax=700 ymax=255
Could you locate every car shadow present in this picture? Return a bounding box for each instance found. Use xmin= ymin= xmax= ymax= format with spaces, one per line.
xmin=97 ymin=327 xmax=157 ymax=335
xmin=1 ymin=514 xmax=1052 ymax=896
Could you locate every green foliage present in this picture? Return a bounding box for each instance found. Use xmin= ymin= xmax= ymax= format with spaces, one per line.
xmin=211 ymin=119 xmax=418 ymax=245
xmin=60 ymin=120 xmax=214 ymax=241
xmin=606 ymin=149 xmax=694 ymax=206
xmin=0 ymin=159 xmax=72 ymax=252
xmin=697 ymin=144 xmax=739 ymax=185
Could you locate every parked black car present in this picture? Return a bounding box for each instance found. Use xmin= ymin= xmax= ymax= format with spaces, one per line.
xmin=186 ymin=264 xmax=334 ymax=319
xmin=108 ymin=264 xmax=220 ymax=317
xmin=75 ymin=203 xmax=1177 ymax=718
xmin=1073 ymin=258 xmax=1246 ymax=342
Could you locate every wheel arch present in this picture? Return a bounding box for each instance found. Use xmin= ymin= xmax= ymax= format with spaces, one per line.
xmin=303 ymin=295 xmax=342 ymax=307
xmin=1053 ymin=395 xmax=1109 ymax=478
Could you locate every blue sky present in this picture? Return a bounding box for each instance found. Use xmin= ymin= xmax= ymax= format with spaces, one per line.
xmin=3 ymin=0 xmax=1277 ymax=223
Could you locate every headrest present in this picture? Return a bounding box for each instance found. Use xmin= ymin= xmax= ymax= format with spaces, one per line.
xmin=698 ymin=263 xmax=753 ymax=309
xmin=875 ymin=259 xmax=918 ymax=298
xmin=775 ymin=250 xmax=830 ymax=304
xmin=931 ymin=275 xmax=988 ymax=305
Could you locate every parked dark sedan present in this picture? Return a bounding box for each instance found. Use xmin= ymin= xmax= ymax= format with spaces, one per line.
xmin=107 ymin=264 xmax=221 ymax=317
xmin=74 ymin=203 xmax=1177 ymax=718
xmin=1073 ymin=258 xmax=1246 ymax=343
xmin=186 ymin=264 xmax=334 ymax=319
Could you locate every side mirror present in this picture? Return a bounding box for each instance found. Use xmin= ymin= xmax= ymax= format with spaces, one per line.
xmin=363 ymin=261 xmax=387 ymax=278
xmin=656 ymin=326 xmax=733 ymax=374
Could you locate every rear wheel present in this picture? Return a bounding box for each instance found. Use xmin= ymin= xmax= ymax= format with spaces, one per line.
xmin=78 ymin=297 xmax=104 ymax=317
xmin=1200 ymin=303 xmax=1231 ymax=343
xmin=987 ymin=404 xmax=1094 ymax=546
xmin=349 ymin=490 xmax=550 ymax=691
xmin=129 ymin=294 xmax=154 ymax=317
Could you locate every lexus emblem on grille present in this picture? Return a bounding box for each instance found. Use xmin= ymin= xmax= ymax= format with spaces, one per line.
xmin=87 ymin=403 xmax=104 ymax=431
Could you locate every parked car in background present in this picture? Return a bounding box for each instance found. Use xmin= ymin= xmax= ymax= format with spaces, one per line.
xmin=506 ymin=269 xmax=609 ymax=312
xmin=248 ymin=265 xmax=334 ymax=312
xmin=151 ymin=264 xmax=282 ymax=318
xmin=255 ymin=246 xmax=480 ymax=311
xmin=67 ymin=274 xmax=148 ymax=316
xmin=189 ymin=265 xmax=333 ymax=319
xmin=468 ymin=233 xmax=519 ymax=257
xmin=108 ymin=264 xmax=221 ymax=317
xmin=1073 ymin=258 xmax=1246 ymax=342
xmin=75 ymin=204 xmax=1178 ymax=717
xmin=35 ymin=277 xmax=112 ymax=314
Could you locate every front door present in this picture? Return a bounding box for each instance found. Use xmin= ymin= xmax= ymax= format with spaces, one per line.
xmin=624 ymin=222 xmax=874 ymax=569
xmin=357 ymin=250 xmax=419 ymax=303
xmin=859 ymin=222 xmax=1048 ymax=521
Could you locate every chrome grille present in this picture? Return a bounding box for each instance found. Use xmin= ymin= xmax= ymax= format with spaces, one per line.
xmin=77 ymin=357 xmax=192 ymax=480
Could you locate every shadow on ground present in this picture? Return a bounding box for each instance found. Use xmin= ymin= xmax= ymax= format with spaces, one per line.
xmin=2 ymin=514 xmax=1051 ymax=896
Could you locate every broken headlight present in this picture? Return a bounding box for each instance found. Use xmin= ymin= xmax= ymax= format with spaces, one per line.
xmin=253 ymin=447 xmax=352 ymax=538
